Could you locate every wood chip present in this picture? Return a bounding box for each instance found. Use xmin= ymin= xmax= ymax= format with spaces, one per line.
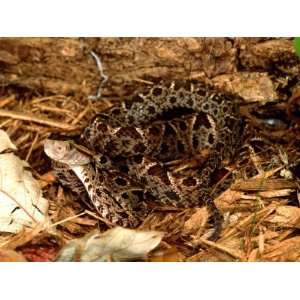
xmin=0 ymin=108 xmax=79 ymax=131
xmin=231 ymin=178 xmax=298 ymax=191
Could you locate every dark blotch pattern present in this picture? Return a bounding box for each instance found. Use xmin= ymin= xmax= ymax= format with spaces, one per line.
xmin=115 ymin=177 xmax=128 ymax=186
xmin=182 ymin=177 xmax=197 ymax=187
xmin=152 ymin=87 xmax=163 ymax=96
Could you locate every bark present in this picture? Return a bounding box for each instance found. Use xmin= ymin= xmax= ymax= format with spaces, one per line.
xmin=0 ymin=37 xmax=299 ymax=103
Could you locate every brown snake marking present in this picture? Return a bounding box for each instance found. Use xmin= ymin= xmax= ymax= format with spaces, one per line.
xmin=44 ymin=81 xmax=244 ymax=239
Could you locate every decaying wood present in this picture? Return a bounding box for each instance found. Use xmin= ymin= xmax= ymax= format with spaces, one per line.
xmin=0 ymin=38 xmax=299 ymax=101
xmin=231 ymin=178 xmax=298 ymax=191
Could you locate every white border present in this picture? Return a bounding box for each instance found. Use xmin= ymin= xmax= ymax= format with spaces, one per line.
xmin=0 ymin=0 xmax=299 ymax=36
xmin=0 ymin=263 xmax=299 ymax=300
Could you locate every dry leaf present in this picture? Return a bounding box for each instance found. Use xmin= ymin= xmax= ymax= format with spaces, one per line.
xmin=0 ymin=130 xmax=17 ymax=152
xmin=0 ymin=129 xmax=49 ymax=233
xmin=56 ymin=227 xmax=164 ymax=262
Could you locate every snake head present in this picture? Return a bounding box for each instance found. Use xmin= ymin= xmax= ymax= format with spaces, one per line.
xmin=44 ymin=139 xmax=91 ymax=166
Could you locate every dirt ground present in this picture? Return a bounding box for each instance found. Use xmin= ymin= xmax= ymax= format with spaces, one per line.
xmin=1 ymin=37 xmax=300 ymax=262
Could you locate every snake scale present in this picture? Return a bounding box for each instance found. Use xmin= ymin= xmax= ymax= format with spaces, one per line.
xmin=44 ymin=81 xmax=244 ymax=239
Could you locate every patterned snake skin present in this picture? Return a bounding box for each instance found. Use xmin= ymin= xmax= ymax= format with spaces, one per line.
xmin=44 ymin=81 xmax=244 ymax=239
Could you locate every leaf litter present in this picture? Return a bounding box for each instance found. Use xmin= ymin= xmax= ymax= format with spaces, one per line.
xmin=0 ymin=130 xmax=49 ymax=233
xmin=56 ymin=227 xmax=163 ymax=262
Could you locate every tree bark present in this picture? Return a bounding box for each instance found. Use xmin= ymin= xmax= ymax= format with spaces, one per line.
xmin=0 ymin=38 xmax=298 ymax=103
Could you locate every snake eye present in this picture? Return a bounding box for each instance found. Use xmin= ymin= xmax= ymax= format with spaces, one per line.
xmin=99 ymin=155 xmax=107 ymax=164
xmin=59 ymin=146 xmax=66 ymax=153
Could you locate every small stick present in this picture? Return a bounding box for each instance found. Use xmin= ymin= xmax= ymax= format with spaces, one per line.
xmin=132 ymin=78 xmax=154 ymax=85
xmin=196 ymin=237 xmax=244 ymax=260
xmin=50 ymin=210 xmax=114 ymax=228
xmin=14 ymin=132 xmax=31 ymax=147
xmin=88 ymin=51 xmax=108 ymax=101
xmin=0 ymin=95 xmax=15 ymax=108
xmin=33 ymin=103 xmax=75 ymax=116
xmin=25 ymin=132 xmax=39 ymax=162
xmin=71 ymin=104 xmax=91 ymax=125
xmin=0 ymin=108 xmax=78 ymax=131
xmin=50 ymin=211 xmax=88 ymax=227
xmin=31 ymin=95 xmax=68 ymax=104
xmin=0 ymin=119 xmax=13 ymax=128
xmin=22 ymin=124 xmax=51 ymax=133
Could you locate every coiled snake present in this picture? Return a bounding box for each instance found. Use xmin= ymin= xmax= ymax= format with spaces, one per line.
xmin=44 ymin=81 xmax=244 ymax=239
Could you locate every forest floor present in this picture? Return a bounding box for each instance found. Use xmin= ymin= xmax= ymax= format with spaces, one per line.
xmin=0 ymin=37 xmax=300 ymax=261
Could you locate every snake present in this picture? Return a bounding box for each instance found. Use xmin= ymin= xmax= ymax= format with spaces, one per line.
xmin=44 ymin=80 xmax=244 ymax=239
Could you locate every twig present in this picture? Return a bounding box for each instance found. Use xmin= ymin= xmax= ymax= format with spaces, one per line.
xmin=88 ymin=51 xmax=108 ymax=101
xmin=0 ymin=108 xmax=78 ymax=131
xmin=132 ymin=78 xmax=154 ymax=85
xmin=0 ymin=95 xmax=15 ymax=108
xmin=50 ymin=211 xmax=88 ymax=227
xmin=22 ymin=124 xmax=52 ymax=133
xmin=71 ymin=104 xmax=91 ymax=125
xmin=50 ymin=210 xmax=115 ymax=228
xmin=196 ymin=237 xmax=244 ymax=260
xmin=25 ymin=132 xmax=39 ymax=161
xmin=33 ymin=103 xmax=75 ymax=116
xmin=31 ymin=95 xmax=68 ymax=104
xmin=14 ymin=132 xmax=31 ymax=147
xmin=0 ymin=119 xmax=13 ymax=128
